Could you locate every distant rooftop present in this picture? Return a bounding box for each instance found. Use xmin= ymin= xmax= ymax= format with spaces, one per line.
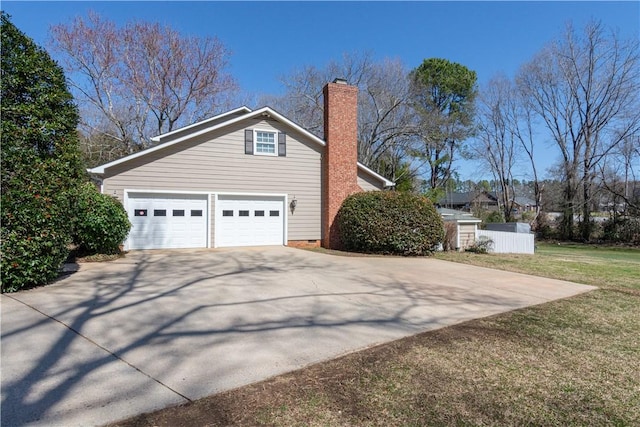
xmin=438 ymin=191 xmax=498 ymax=205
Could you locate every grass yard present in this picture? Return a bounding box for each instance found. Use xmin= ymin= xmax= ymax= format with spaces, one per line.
xmin=113 ymin=243 xmax=640 ymax=427
xmin=436 ymin=242 xmax=640 ymax=292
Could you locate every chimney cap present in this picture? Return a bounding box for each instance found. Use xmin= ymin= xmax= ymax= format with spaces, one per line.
xmin=332 ymin=78 xmax=348 ymax=85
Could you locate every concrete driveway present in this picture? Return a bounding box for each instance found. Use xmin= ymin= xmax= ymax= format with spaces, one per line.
xmin=1 ymin=247 xmax=595 ymax=426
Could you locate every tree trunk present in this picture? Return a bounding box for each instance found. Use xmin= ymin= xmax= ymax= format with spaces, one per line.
xmin=580 ymin=172 xmax=594 ymax=241
xmin=560 ymin=175 xmax=576 ymax=240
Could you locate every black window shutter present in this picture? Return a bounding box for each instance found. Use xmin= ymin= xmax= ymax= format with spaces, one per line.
xmin=278 ymin=132 xmax=286 ymax=157
xmin=245 ymin=129 xmax=253 ymax=154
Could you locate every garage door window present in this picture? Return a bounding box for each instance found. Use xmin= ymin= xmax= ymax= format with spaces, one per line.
xmin=173 ymin=210 xmax=185 ymax=216
xmin=239 ymin=210 xmax=249 ymax=217
xmin=222 ymin=210 xmax=233 ymax=217
xmin=255 ymin=210 xmax=264 ymax=216
xmin=270 ymin=210 xmax=279 ymax=217
xmin=191 ymin=210 xmax=203 ymax=216
xmin=154 ymin=209 xmax=166 ymax=216
xmin=135 ymin=209 xmax=148 ymax=216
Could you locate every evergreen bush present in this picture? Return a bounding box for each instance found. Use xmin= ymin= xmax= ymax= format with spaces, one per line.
xmin=336 ymin=192 xmax=444 ymax=256
xmin=1 ymin=13 xmax=84 ymax=292
xmin=74 ymin=183 xmax=131 ymax=255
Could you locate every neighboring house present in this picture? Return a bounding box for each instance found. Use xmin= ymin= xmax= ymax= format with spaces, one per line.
xmin=438 ymin=208 xmax=482 ymax=251
xmin=438 ymin=191 xmax=499 ymax=212
xmin=511 ymin=196 xmax=537 ymax=213
xmin=88 ymin=79 xmax=394 ymax=250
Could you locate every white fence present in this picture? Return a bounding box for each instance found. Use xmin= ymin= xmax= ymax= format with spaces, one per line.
xmin=476 ymin=230 xmax=534 ymax=254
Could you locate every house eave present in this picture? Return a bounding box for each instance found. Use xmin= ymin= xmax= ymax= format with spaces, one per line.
xmin=88 ymin=106 xmax=328 ymax=175
xmin=442 ymin=218 xmax=482 ymax=223
xmin=356 ymin=162 xmax=395 ymax=188
xmin=150 ymin=106 xmax=253 ymax=142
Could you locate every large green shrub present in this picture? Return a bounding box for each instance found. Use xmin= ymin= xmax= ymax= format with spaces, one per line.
xmin=73 ymin=183 xmax=131 ymax=255
xmin=1 ymin=13 xmax=84 ymax=292
xmin=1 ymin=190 xmax=74 ymax=292
xmin=336 ymin=191 xmax=444 ymax=256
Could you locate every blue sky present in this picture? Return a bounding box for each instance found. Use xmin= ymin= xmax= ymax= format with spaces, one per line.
xmin=3 ymin=1 xmax=639 ymax=180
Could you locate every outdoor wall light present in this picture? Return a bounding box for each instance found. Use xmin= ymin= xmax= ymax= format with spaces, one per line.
xmin=290 ymin=197 xmax=298 ymax=212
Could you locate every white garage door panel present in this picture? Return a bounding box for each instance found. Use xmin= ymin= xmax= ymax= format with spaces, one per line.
xmin=216 ymin=196 xmax=284 ymax=247
xmin=128 ymin=193 xmax=207 ymax=250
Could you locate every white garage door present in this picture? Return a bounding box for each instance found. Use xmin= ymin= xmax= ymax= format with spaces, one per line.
xmin=127 ymin=193 xmax=208 ymax=249
xmin=216 ymin=195 xmax=285 ymax=247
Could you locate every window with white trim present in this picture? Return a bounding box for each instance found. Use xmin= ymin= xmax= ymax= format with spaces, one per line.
xmin=254 ymin=130 xmax=276 ymax=155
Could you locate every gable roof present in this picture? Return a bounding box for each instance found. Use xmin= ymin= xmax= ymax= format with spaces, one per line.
xmin=439 ymin=191 xmax=498 ymax=205
xmin=87 ymin=106 xmax=395 ymax=188
xmin=512 ymin=196 xmax=537 ymax=206
xmin=149 ymin=106 xmax=252 ymax=142
xmin=357 ymin=162 xmax=395 ymax=187
xmin=437 ymin=208 xmax=482 ymax=223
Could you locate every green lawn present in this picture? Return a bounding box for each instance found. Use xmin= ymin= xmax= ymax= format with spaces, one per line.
xmin=436 ymin=242 xmax=640 ymax=291
xmin=115 ymin=243 xmax=640 ymax=427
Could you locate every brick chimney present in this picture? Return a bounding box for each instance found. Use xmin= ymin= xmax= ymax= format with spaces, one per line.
xmin=322 ymin=78 xmax=360 ymax=249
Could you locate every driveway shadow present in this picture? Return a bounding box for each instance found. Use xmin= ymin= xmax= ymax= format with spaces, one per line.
xmin=1 ymin=248 xmax=585 ymax=426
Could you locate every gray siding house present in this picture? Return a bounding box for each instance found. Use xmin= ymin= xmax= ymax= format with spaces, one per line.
xmin=89 ymin=80 xmax=394 ymax=250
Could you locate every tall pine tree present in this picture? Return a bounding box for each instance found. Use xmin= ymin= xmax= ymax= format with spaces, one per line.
xmin=1 ymin=13 xmax=84 ymax=292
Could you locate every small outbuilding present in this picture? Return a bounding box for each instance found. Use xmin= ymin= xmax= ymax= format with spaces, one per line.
xmin=438 ymin=208 xmax=482 ymax=251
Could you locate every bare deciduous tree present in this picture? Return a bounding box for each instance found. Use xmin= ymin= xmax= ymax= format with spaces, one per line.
xmin=517 ymin=20 xmax=640 ymax=240
xmin=473 ymin=74 xmax=547 ymax=226
xmin=264 ymin=52 xmax=419 ymax=185
xmin=262 ymin=52 xmax=375 ymax=137
xmin=598 ymin=135 xmax=640 ymax=213
xmin=50 ymin=12 xmax=237 ymax=163
xmin=473 ymin=75 xmax=518 ymax=221
xmin=510 ymin=90 xmax=544 ymax=226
